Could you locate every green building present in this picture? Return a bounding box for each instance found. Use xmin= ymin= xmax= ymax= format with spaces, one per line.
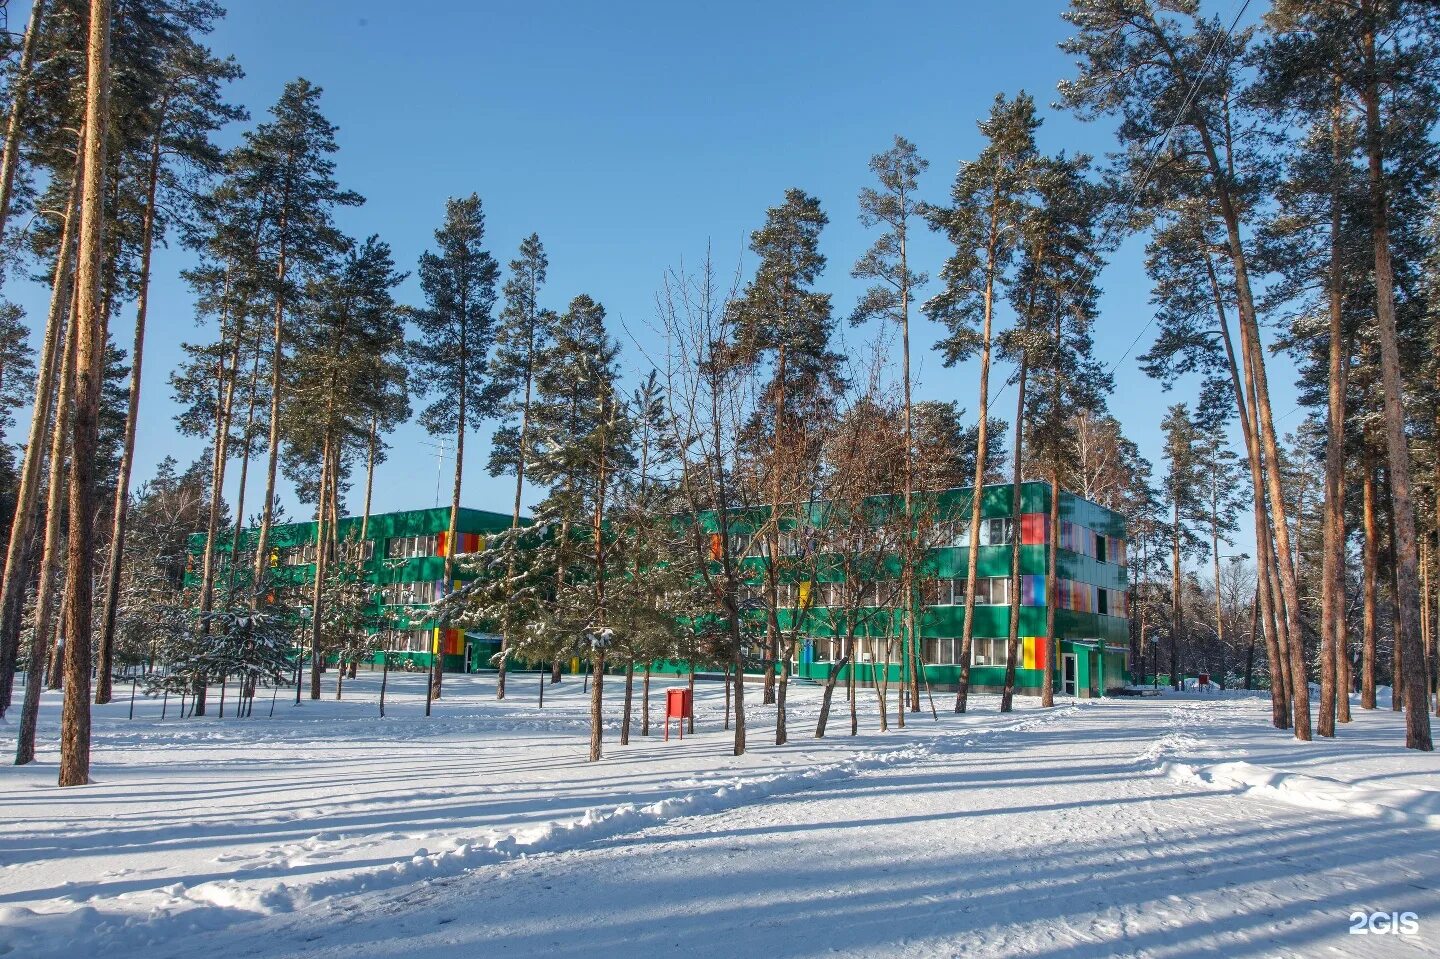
xmin=716 ymin=481 xmax=1130 ymax=698
xmin=187 ymin=506 xmax=519 ymax=673
xmin=187 ymin=482 xmax=1128 ymax=697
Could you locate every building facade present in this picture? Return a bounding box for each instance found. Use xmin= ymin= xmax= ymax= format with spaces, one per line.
xmin=723 ymin=481 xmax=1130 ymax=698
xmin=187 ymin=482 xmax=1127 ymax=696
xmin=188 ymin=506 xmax=517 ymax=672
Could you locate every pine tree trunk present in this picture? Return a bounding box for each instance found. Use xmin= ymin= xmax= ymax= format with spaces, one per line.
xmin=1209 ymin=255 xmax=1288 ymax=728
xmin=249 ymin=207 xmax=291 ymax=603
xmin=225 ymin=345 xmax=262 ymax=591
xmin=814 ymin=654 xmax=851 ymax=738
xmin=588 ymin=652 xmax=604 ymax=762
xmin=732 ymin=642 xmax=745 ymax=755
xmin=1362 ymin=451 xmax=1379 ymax=709
xmin=308 ymin=431 xmax=334 ymax=701
xmin=1043 ymin=472 xmax=1059 ymax=706
xmin=723 ymin=663 xmax=731 ymax=730
xmin=0 ymin=0 xmax=48 ymax=242
xmin=621 ymin=658 xmax=633 ymax=745
xmin=641 ymin=665 xmax=650 ymax=735
xmin=1244 ymin=588 xmax=1259 ymax=690
xmin=1001 ymin=357 xmax=1027 ymax=713
xmin=956 ymin=227 xmax=998 ymax=714
xmin=499 ymin=388 xmax=532 ymax=703
xmin=58 ymin=0 xmax=111 ymax=787
xmin=47 ymin=574 xmax=68 ymax=690
xmin=1192 ymin=66 xmax=1311 ymax=740
xmin=14 ymin=315 xmax=78 ymax=764
xmin=196 ymin=315 xmax=243 ymax=716
xmin=0 ymin=159 xmax=78 ymax=717
xmin=434 ymin=393 xmax=465 ymax=706
xmin=1361 ymin=27 xmax=1432 ymax=749
xmin=97 ymin=117 xmax=165 ymax=705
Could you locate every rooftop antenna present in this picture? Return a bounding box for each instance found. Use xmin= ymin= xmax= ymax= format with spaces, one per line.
xmin=418 ymin=439 xmax=450 ymax=508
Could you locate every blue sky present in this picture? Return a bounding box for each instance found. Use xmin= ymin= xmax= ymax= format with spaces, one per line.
xmin=10 ymin=0 xmax=1298 ymax=533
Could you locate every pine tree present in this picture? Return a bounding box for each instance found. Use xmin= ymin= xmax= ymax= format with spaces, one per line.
xmin=486 ymin=232 xmax=551 ymax=699
xmin=852 ymin=135 xmax=929 ymax=717
xmin=530 ymin=293 xmax=632 ymax=760
xmin=1063 ymin=0 xmax=1315 ymax=739
xmin=228 ymin=79 xmax=363 ymax=611
xmin=1261 ymin=0 xmax=1436 ymax=750
xmin=412 ymin=194 xmax=498 ymax=706
xmin=926 ymin=91 xmax=1042 ymax=713
xmin=1160 ymin=404 xmax=1208 ymax=690
xmin=57 ymin=0 xmax=112 ymax=787
xmin=730 ymin=187 xmax=842 ymax=732
xmin=97 ymin=16 xmax=243 ymax=703
xmin=1195 ymin=420 xmax=1246 ymax=685
xmin=287 ymin=236 xmax=407 ymax=699
xmin=1007 ymin=151 xmax=1110 ymax=710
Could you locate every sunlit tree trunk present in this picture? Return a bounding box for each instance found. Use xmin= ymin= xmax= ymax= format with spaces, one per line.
xmin=14 ymin=310 xmax=78 ymax=763
xmin=59 ymin=0 xmax=112 ymax=788
xmin=97 ymin=112 xmax=166 ymax=704
xmin=0 ymin=0 xmax=48 ymax=241
xmin=1361 ymin=23 xmax=1432 ymax=749
xmin=0 ymin=160 xmax=78 ymax=717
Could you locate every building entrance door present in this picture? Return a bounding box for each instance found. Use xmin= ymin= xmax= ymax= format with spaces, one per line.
xmin=1062 ymin=653 xmax=1077 ymax=696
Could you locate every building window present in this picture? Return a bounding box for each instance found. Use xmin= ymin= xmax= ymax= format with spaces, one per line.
xmin=338 ymin=539 xmax=375 ymax=563
xmin=979 ymin=518 xmax=1013 ymax=546
xmin=387 ymin=534 xmax=438 ymax=559
xmin=971 ymin=637 xmax=1011 ymax=666
xmin=976 ymin=576 xmax=1010 ymax=605
xmin=922 ymin=637 xmax=959 ymax=664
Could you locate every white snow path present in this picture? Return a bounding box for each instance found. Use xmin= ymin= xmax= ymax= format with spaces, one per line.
xmin=4 ymin=678 xmax=1439 ymax=958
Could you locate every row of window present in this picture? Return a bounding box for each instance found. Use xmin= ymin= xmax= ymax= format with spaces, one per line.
xmin=382 ymin=628 xmax=435 ymax=653
xmin=740 ymin=575 xmax=1126 ymax=616
xmin=716 ymin=515 xmax=1126 ymax=565
xmin=810 ymin=636 xmax=1018 ymax=666
xmin=387 ymin=534 xmax=439 ymax=560
xmin=376 ymin=580 xmax=442 ymax=606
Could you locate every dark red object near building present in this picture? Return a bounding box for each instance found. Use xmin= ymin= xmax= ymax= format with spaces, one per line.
xmin=664 ymin=688 xmax=693 ymax=740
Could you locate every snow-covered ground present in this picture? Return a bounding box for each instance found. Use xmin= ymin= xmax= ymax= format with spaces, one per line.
xmin=2 ymin=672 xmax=1437 ymax=958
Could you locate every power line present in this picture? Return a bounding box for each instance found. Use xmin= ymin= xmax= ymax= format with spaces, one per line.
xmin=984 ymin=0 xmax=1254 ymax=415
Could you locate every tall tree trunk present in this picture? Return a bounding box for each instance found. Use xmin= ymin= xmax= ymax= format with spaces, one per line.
xmin=1361 ymin=26 xmax=1432 ymax=749
xmin=433 ymin=382 xmax=465 ymax=707
xmin=0 ymin=158 xmax=78 ymax=716
xmin=249 ymin=205 xmax=291 ymax=601
xmin=1042 ymin=471 xmax=1061 ymax=705
xmin=224 ymin=343 xmax=262 ymax=590
xmin=1192 ymin=57 xmax=1310 ymax=740
xmin=1318 ymin=91 xmax=1348 ymax=736
xmin=1001 ymin=357 xmax=1027 ymax=712
xmin=194 ymin=336 xmax=240 ymax=717
xmin=497 ymin=367 xmax=532 ymax=702
xmin=1170 ymin=497 xmax=1182 ymax=690
xmin=308 ymin=430 xmax=334 ymax=701
xmin=96 ymin=116 xmax=165 ymax=705
xmin=956 ymin=228 xmax=998 ymax=714
xmin=1208 ymin=253 xmax=1288 ymax=727
xmin=620 ymin=658 xmax=633 ymax=745
xmin=14 ymin=308 xmax=78 ymax=763
xmin=900 ymin=211 xmax=919 ymax=716
xmin=1362 ymin=449 xmax=1379 ymax=708
xmin=1244 ymin=588 xmax=1259 ymax=690
xmin=58 ymin=0 xmax=111 ymax=787
xmin=0 ymin=0 xmax=48 ymax=242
